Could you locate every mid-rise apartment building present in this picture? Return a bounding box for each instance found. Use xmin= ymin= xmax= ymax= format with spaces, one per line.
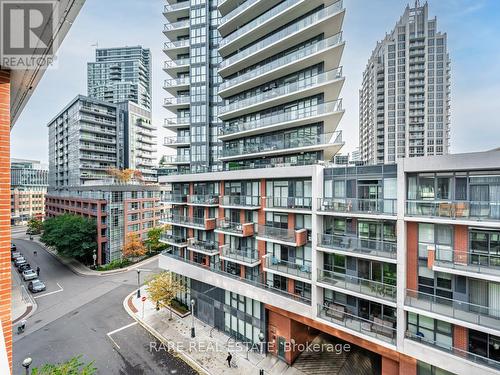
xmin=45 ymin=183 xmax=163 ymax=264
xmin=87 ymin=46 xmax=152 ymax=110
xmin=47 ymin=95 xmax=157 ymax=189
xmin=359 ymin=2 xmax=451 ymax=164
xmin=10 ymin=159 xmax=48 ymax=225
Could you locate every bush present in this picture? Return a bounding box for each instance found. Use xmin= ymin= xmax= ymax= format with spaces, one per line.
xmin=96 ymin=258 xmax=131 ymax=271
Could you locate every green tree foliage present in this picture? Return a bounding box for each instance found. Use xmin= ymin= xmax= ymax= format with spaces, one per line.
xmin=145 ymin=226 xmax=167 ymax=253
xmin=31 ymin=356 xmax=96 ymax=375
xmin=27 ymin=218 xmax=43 ymax=234
xmin=41 ymin=214 xmax=97 ymax=264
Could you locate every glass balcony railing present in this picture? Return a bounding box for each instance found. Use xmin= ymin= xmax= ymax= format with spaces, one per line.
xmin=266 ymin=196 xmax=312 ymax=210
xmin=163 ymin=19 xmax=189 ymax=32
xmin=405 ymin=289 xmax=500 ymax=331
xmin=164 ymin=40 xmax=189 ymax=50
xmin=219 ymin=1 xmax=344 ymax=69
xmin=433 ymin=248 xmax=500 ymax=276
xmin=160 ymin=233 xmax=188 ymax=246
xmin=318 ymin=303 xmax=396 ymax=345
xmin=256 ymin=225 xmax=302 ymax=244
xmin=187 ymin=239 xmax=219 ymax=255
xmin=264 ymin=255 xmax=311 ymax=279
xmin=164 ymin=135 xmax=190 ymax=145
xmin=164 ymin=77 xmax=190 ymax=87
xmin=220 ymin=68 xmax=343 ymax=115
xmin=160 ymin=251 xmax=311 ymax=304
xmin=164 ymin=117 xmax=190 ymax=127
xmin=216 ymin=219 xmax=254 ymax=236
xmin=220 ymin=195 xmax=260 ymax=208
xmin=222 ymin=132 xmax=342 ymax=158
xmin=79 ymin=134 xmax=115 ymax=144
xmin=405 ymin=331 xmax=500 ymax=371
xmin=318 ymin=269 xmax=397 ymax=302
xmin=220 ymin=100 xmax=343 ymax=136
xmin=220 ymin=0 xmax=253 ymax=25
xmin=220 ymin=245 xmax=260 ymax=265
xmin=220 ymin=0 xmax=303 ymax=47
xmin=317 ymin=233 xmax=397 ymax=260
xmin=188 ymin=194 xmax=219 ymax=205
xmin=162 ymin=214 xmax=211 ymax=229
xmin=164 ymin=58 xmax=190 ymax=70
xmin=406 ymin=200 xmax=500 ymax=221
xmin=220 ymin=34 xmax=342 ymax=92
xmin=164 ymin=155 xmax=190 ymax=164
xmin=318 ymin=197 xmax=397 ymax=215
xmin=163 ymin=2 xmax=189 ymax=13
xmin=164 ymin=96 xmax=190 ymax=106
xmin=162 ymin=193 xmax=187 ymax=204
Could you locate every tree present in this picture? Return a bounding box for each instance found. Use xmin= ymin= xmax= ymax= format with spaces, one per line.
xmin=27 ymin=218 xmax=43 ymax=234
xmin=122 ymin=233 xmax=147 ymax=259
xmin=41 ymin=214 xmax=97 ymax=264
xmin=145 ymin=226 xmax=167 ymax=253
xmin=31 ymin=355 xmax=96 ymax=375
xmin=106 ymin=168 xmax=142 ymax=183
xmin=146 ymin=272 xmax=186 ymax=320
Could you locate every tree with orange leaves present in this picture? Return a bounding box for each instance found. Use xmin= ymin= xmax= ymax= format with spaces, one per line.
xmin=122 ymin=233 xmax=147 ymax=259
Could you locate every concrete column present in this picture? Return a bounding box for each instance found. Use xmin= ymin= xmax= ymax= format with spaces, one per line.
xmin=311 ymin=165 xmax=323 ymax=317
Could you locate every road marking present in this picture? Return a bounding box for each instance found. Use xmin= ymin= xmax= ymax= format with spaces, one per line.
xmin=33 ymin=282 xmax=63 ymax=299
xmin=106 ymin=322 xmax=138 ymax=350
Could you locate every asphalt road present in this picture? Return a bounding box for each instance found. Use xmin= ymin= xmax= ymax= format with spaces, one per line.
xmin=11 ymin=235 xmax=197 ymax=375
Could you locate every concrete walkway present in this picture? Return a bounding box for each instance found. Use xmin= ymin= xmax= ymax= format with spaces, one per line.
xmin=11 ymin=266 xmax=36 ymax=324
xmin=124 ymin=286 xmax=306 ymax=375
xmin=32 ymin=236 xmax=159 ymax=277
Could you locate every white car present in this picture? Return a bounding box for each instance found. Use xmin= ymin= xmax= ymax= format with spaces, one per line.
xmin=22 ymin=269 xmax=38 ymax=281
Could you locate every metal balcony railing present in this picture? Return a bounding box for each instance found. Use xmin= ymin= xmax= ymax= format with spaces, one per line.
xmin=220 ymin=245 xmax=259 ymax=265
xmin=264 ymin=255 xmax=311 ymax=279
xmin=256 ymin=225 xmax=296 ymax=244
xmin=188 ymin=194 xmax=219 ymax=205
xmin=318 ymin=197 xmax=397 ymax=215
xmin=220 ymin=195 xmax=260 ymax=208
xmin=266 ymin=196 xmax=312 ymax=210
xmin=160 ymin=233 xmax=188 ymax=246
xmin=162 ymin=193 xmax=187 ymax=204
xmin=162 ymin=215 xmax=206 ymax=228
xmin=433 ymin=248 xmax=500 ymax=276
xmin=164 ymin=135 xmax=190 ymax=145
xmin=406 ymin=200 xmax=500 ymax=221
xmin=187 ymin=239 xmax=219 ymax=255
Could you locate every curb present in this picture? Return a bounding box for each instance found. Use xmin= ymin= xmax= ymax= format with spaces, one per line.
xmin=31 ymin=238 xmax=159 ymax=277
xmin=122 ymin=291 xmax=210 ymax=375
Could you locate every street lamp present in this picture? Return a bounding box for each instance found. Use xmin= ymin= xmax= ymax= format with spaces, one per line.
xmin=92 ymin=250 xmax=97 ymax=269
xmin=190 ymin=299 xmax=195 ymax=338
xmin=137 ymin=269 xmax=141 ymax=298
xmin=22 ymin=357 xmax=32 ymax=375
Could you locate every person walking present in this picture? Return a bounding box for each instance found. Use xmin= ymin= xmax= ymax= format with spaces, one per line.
xmin=226 ymin=352 xmax=232 ymax=368
xmin=36 ymin=266 xmax=40 ymax=276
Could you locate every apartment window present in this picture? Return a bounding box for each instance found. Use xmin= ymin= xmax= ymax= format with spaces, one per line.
xmin=407 ymin=313 xmax=452 ymax=348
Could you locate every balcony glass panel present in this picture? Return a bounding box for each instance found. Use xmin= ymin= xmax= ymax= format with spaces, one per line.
xmin=265 ymin=255 xmax=311 ymax=279
xmin=406 ymin=200 xmax=500 ymax=221
xmin=318 ymin=233 xmax=397 ymax=260
xmin=266 ymin=196 xmax=312 ymax=210
xmin=221 ymin=246 xmax=259 ymax=264
xmin=319 ymin=198 xmax=397 ymax=215
xmin=257 ymin=225 xmax=296 ymax=243
xmin=221 ymin=195 xmax=260 ymax=207
xmin=160 ymin=233 xmax=188 ymax=245
xmin=188 ymin=195 xmax=219 ymax=205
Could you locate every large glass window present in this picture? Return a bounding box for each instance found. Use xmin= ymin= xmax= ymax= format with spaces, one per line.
xmin=407 ymin=313 xmax=452 ymax=348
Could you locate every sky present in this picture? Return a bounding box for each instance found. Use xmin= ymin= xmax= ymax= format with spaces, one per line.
xmin=10 ymin=0 xmax=500 ymax=163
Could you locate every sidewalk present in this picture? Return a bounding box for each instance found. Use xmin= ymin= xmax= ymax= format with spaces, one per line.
xmin=31 ymin=237 xmax=159 ymax=277
xmin=124 ymin=286 xmax=306 ymax=375
xmin=11 ymin=268 xmax=36 ymax=324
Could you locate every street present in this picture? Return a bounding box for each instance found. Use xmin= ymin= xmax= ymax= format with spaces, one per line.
xmin=11 ymin=233 xmax=197 ymax=375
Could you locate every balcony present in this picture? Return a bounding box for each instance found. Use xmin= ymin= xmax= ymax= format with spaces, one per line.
xmin=187 ymin=194 xmax=219 ymax=206
xmin=220 ymin=195 xmax=261 ymax=209
xmin=79 ymin=143 xmax=116 ymax=153
xmin=405 ymin=332 xmax=500 ymax=372
xmin=164 ymin=135 xmax=190 ymax=148
xmin=214 ymin=219 xmax=254 ymax=237
xmin=163 ymin=77 xmax=190 ymax=93
xmin=163 ymin=97 xmax=190 ymax=111
xmin=79 ymin=134 xmax=115 ymax=145
xmin=219 ymin=68 xmax=343 ymax=120
xmin=221 ymin=132 xmax=343 ymax=162
xmin=163 ymin=2 xmax=189 ymax=23
xmin=163 ymin=155 xmax=190 ymax=165
xmin=160 ymin=233 xmax=188 ymax=247
xmin=162 ymin=193 xmax=187 ymax=205
xmin=318 ymin=197 xmax=397 ymax=216
xmin=405 ymin=289 xmax=500 ymax=333
xmin=164 ymin=117 xmax=190 ymax=129
xmin=159 ymin=251 xmax=312 ymax=312
xmin=161 ymin=215 xmax=216 ymax=230
xmin=163 ymin=58 xmax=190 ymax=75
xmin=218 ymin=2 xmax=345 ymax=77
xmin=263 ymin=254 xmax=311 ymax=281
xmin=406 ymin=200 xmax=500 ymax=222
xmin=219 ymin=0 xmax=281 ymax=35
xmin=219 ymin=100 xmax=343 ymax=141
xmin=163 ymin=19 xmax=189 ymax=39
xmin=256 ymin=225 xmax=308 ymax=247
xmin=163 ymin=40 xmax=189 ymax=59
xmin=219 ymin=245 xmax=260 ymax=267
xmin=317 ymin=269 xmax=397 ymax=303
xmin=317 ymin=233 xmax=397 ymax=261
xmin=187 ymin=239 xmax=219 ymax=256
xmin=265 ymin=196 xmax=312 ymax=212
xmin=431 ymin=247 xmax=500 ymax=280
xmin=318 ymin=303 xmax=396 ymax=345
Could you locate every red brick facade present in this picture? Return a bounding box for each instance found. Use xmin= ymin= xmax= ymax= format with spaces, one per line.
xmin=454 ymin=225 xmax=468 ymax=265
xmin=453 ymin=325 xmax=468 ymax=357
xmin=406 ymin=221 xmax=418 ymax=291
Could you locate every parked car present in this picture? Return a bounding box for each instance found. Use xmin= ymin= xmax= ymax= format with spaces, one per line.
xmin=14 ymin=258 xmax=27 ymax=267
xmin=28 ymin=280 xmax=46 ymax=293
xmin=22 ymin=269 xmax=37 ymax=281
xmin=11 ymin=252 xmax=21 ymax=261
xmin=11 ymin=243 xmax=16 ymax=252
xmin=17 ymin=264 xmax=31 ymax=273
